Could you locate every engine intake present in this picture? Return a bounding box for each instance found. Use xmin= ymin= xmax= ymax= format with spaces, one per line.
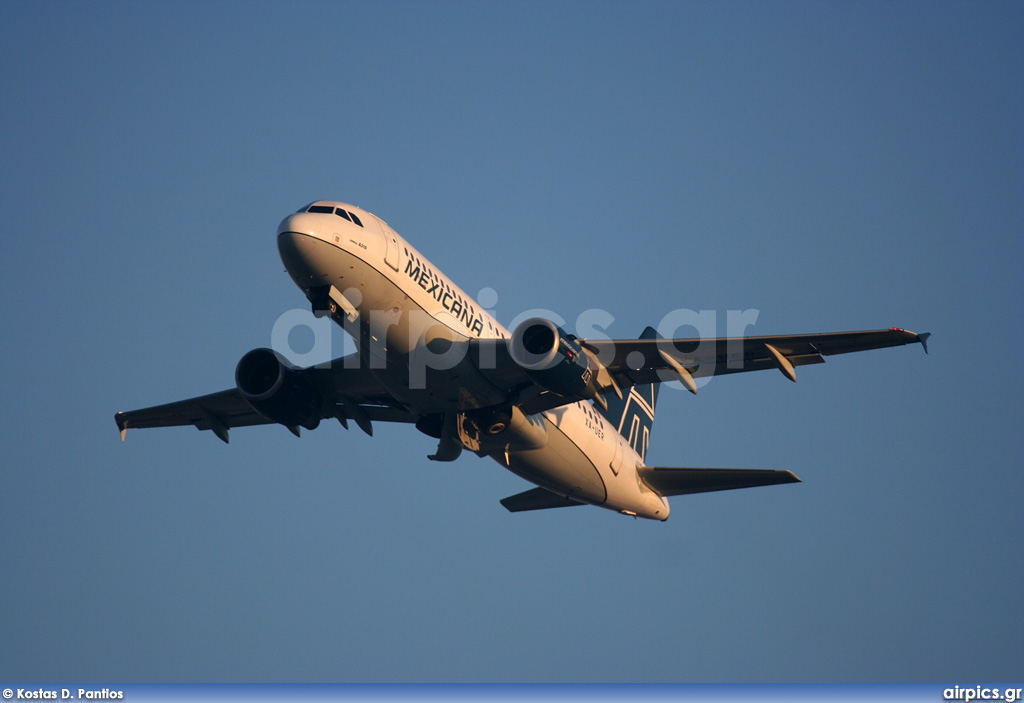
xmin=235 ymin=348 xmax=322 ymax=431
xmin=509 ymin=318 xmax=598 ymax=398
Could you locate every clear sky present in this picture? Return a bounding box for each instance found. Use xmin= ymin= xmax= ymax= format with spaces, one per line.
xmin=1 ymin=0 xmax=1021 ymax=683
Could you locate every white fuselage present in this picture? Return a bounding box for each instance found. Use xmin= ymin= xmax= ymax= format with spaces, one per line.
xmin=277 ymin=201 xmax=669 ymax=520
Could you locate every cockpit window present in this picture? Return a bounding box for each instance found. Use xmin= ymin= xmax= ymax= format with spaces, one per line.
xmin=302 ymin=203 xmax=364 ymax=227
xmin=334 ymin=208 xmax=363 ymax=227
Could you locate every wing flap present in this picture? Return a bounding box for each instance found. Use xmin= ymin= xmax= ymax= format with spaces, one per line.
xmin=638 ymin=466 xmax=801 ymax=497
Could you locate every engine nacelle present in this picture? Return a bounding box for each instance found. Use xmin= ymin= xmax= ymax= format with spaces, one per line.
xmin=509 ymin=317 xmax=598 ymax=398
xmin=235 ymin=348 xmax=322 ymax=431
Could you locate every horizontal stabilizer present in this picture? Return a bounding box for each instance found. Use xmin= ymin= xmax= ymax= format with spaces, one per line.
xmin=500 ymin=487 xmax=585 ymax=512
xmin=638 ymin=466 xmax=800 ymax=497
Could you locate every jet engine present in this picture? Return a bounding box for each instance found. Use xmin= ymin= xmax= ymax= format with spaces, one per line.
xmin=235 ymin=348 xmax=322 ymax=431
xmin=509 ymin=317 xmax=599 ymax=398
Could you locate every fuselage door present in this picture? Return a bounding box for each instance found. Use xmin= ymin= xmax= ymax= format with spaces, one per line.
xmin=384 ymin=229 xmax=401 ymax=271
xmin=610 ymin=437 xmax=623 ymax=476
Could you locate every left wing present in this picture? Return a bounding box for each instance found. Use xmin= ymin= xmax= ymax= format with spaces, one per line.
xmin=114 ymin=388 xmax=273 ymax=442
xmin=114 ymin=388 xmax=416 ymax=443
xmin=115 ymin=354 xmax=416 ymax=443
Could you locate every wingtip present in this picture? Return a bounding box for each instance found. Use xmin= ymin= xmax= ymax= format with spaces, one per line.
xmin=115 ymin=412 xmax=127 ymax=441
xmin=892 ymin=328 xmax=931 ymax=354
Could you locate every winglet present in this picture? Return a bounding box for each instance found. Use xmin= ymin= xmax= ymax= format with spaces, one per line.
xmin=892 ymin=327 xmax=930 ymax=354
xmin=115 ymin=413 xmax=128 ymax=441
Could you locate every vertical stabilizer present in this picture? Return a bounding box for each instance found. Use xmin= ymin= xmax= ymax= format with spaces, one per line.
xmin=596 ymin=327 xmax=660 ymax=463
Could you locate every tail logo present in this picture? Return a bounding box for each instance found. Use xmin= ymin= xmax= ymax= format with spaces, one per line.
xmin=617 ymin=384 xmax=656 ymax=462
xmin=596 ymin=326 xmax=661 ymax=464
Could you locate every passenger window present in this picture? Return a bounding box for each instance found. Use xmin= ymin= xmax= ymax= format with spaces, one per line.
xmin=335 ymin=209 xmax=352 ymax=222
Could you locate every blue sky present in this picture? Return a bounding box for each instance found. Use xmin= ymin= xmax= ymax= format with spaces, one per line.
xmin=1 ymin=0 xmax=1021 ymax=683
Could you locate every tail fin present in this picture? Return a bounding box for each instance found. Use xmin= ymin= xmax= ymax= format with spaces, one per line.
xmin=596 ymin=326 xmax=660 ymax=463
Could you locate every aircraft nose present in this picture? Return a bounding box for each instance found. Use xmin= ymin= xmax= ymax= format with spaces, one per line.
xmin=278 ymin=230 xmax=324 ymax=288
xmin=277 ymin=212 xmax=323 ymax=237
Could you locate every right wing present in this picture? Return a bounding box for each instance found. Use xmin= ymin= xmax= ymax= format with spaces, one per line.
xmin=582 ymin=328 xmax=930 ymax=388
xmin=637 ymin=466 xmax=801 ymax=497
xmin=469 ymin=327 xmax=929 ymax=415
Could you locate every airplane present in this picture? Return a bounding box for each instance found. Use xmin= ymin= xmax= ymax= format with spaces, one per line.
xmin=115 ymin=200 xmax=930 ymax=521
